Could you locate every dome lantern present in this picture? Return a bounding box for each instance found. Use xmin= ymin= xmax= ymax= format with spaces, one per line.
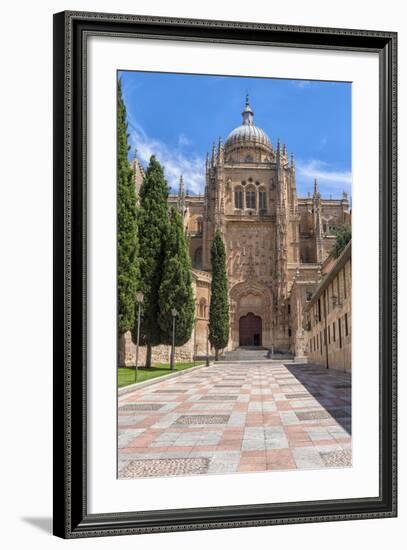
xmin=242 ymin=94 xmax=254 ymax=125
xmin=224 ymin=96 xmax=272 ymax=152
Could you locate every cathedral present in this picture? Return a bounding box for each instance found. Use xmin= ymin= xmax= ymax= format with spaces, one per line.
xmin=129 ymin=96 xmax=351 ymax=364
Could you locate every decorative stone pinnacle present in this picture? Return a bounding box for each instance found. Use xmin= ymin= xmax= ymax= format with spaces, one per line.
xmin=178 ymin=174 xmax=185 ymax=197
xmin=313 ymin=178 xmax=319 ymax=197
xmin=217 ymin=137 xmax=224 ymax=163
xmin=177 ymin=174 xmax=186 ymax=214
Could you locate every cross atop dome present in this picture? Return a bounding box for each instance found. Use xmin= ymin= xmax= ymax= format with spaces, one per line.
xmin=242 ymin=94 xmax=254 ymax=125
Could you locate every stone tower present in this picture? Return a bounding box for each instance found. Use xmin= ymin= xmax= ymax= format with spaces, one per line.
xmin=167 ymin=96 xmax=351 ymax=356
xmin=201 ymin=96 xmax=302 ymax=351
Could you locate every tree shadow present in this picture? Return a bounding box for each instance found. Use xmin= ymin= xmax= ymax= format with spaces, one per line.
xmin=283 ymin=363 xmax=352 ymax=434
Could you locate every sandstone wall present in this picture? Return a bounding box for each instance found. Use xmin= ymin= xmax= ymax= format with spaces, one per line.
xmin=120 ymin=330 xmax=195 ymax=367
xmin=305 ymin=246 xmax=351 ymax=372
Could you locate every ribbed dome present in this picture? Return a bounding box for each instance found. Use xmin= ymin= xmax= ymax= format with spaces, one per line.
xmin=225 ymin=96 xmax=272 ymax=149
xmin=226 ymin=124 xmax=272 ymax=147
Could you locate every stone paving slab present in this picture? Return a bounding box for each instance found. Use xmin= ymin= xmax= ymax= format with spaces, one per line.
xmin=118 ymin=362 xmax=351 ymax=479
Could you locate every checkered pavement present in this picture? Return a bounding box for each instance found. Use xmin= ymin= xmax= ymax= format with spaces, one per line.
xmin=118 ymin=362 xmax=351 ymax=478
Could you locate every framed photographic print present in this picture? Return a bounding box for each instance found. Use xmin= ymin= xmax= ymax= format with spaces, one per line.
xmin=53 ymin=11 xmax=397 ymax=538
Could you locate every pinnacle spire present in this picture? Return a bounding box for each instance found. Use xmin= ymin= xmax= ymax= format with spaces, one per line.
xmin=217 ymin=136 xmax=224 ymax=163
xmin=276 ymin=138 xmax=281 ymax=169
xmin=313 ymin=177 xmax=319 ymax=197
xmin=177 ymin=174 xmax=186 ymax=214
xmin=211 ymin=142 xmax=216 ymax=165
xmin=277 ymin=138 xmax=281 ymax=155
xmin=242 ymin=94 xmax=254 ymax=125
xmin=178 ymin=174 xmax=185 ymax=197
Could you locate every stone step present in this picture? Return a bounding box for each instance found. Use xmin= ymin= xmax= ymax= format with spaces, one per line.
xmin=222 ymin=347 xmax=294 ymax=362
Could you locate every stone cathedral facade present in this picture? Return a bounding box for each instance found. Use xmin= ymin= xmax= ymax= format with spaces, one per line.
xmin=125 ymin=97 xmax=351 ymax=365
xmin=168 ymin=97 xmax=351 ymax=360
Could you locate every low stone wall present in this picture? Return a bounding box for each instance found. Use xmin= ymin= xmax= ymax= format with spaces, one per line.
xmin=120 ymin=331 xmax=194 ymax=367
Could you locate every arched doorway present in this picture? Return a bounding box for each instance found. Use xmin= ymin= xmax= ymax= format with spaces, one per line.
xmin=239 ymin=313 xmax=262 ymax=346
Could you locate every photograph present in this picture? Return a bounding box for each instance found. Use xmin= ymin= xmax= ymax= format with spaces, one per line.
xmin=0 ymin=0 xmax=401 ymax=545
xmin=50 ymin=7 xmax=397 ymax=538
xmin=117 ymin=71 xmax=352 ymax=479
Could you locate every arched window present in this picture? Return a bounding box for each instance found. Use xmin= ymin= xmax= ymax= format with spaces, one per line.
xmin=193 ymin=247 xmax=203 ymax=269
xmin=199 ymin=298 xmax=207 ymax=318
xmin=234 ymin=187 xmax=243 ymax=209
xmin=244 ymin=154 xmax=253 ymax=162
xmin=246 ymin=186 xmax=256 ymax=209
xmin=259 ymin=188 xmax=267 ymax=210
xmin=196 ymin=217 xmax=203 ymax=234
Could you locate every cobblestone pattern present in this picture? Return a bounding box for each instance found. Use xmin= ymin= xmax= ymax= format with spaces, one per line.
xmin=174 ymin=414 xmax=231 ymax=425
xmin=118 ymin=362 xmax=351 ymax=479
xmin=119 ymin=457 xmax=210 ymax=478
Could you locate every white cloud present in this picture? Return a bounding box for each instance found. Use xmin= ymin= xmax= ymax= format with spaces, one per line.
xmin=127 ymin=119 xmax=205 ymax=195
xmin=296 ymin=159 xmax=352 ymax=197
xmin=177 ymin=133 xmax=192 ymax=148
xmin=120 ymin=74 xmax=143 ymax=96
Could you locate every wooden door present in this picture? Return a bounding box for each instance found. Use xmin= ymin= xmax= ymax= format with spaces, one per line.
xmin=239 ymin=313 xmax=262 ymax=346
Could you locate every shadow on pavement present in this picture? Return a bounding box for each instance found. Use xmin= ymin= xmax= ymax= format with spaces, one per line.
xmin=284 ymin=363 xmax=352 ymax=434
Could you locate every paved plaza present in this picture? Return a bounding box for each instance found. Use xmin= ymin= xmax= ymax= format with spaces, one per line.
xmin=118 ymin=362 xmax=351 ymax=479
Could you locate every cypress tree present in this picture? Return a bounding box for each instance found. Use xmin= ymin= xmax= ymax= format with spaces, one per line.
xmin=209 ymin=230 xmax=229 ymax=360
xmin=158 ymin=208 xmax=195 ymax=347
xmin=117 ymin=79 xmax=139 ymax=338
xmin=133 ymin=155 xmax=169 ymax=367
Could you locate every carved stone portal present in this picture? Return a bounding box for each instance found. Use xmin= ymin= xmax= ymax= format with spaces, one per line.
xmin=229 ymin=281 xmax=273 ymax=350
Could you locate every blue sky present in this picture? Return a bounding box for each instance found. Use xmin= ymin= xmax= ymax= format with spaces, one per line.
xmin=119 ymin=70 xmax=351 ymax=199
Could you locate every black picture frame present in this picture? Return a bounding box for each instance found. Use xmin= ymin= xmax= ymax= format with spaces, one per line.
xmin=53 ymin=10 xmax=397 ymax=538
